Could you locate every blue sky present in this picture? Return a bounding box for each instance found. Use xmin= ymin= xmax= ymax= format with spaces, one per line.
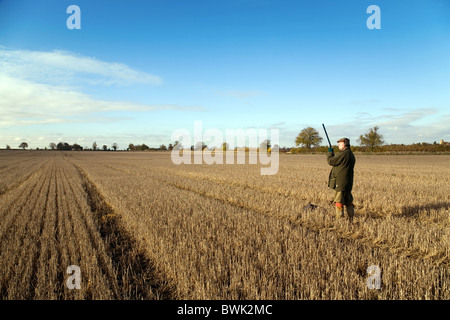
xmin=0 ymin=0 xmax=449 ymax=149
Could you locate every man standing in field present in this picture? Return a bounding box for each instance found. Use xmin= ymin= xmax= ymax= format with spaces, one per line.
xmin=327 ymin=138 xmax=356 ymax=222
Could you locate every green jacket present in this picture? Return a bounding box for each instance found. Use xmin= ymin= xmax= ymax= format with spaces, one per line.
xmin=327 ymin=147 xmax=355 ymax=192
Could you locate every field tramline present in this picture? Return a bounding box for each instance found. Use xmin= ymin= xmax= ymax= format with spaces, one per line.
xmin=0 ymin=150 xmax=448 ymax=299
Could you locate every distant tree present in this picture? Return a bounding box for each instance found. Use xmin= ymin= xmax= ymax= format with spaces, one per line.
xmin=102 ymin=145 xmax=108 ymax=151
xmin=72 ymin=143 xmax=83 ymax=151
xmin=159 ymin=144 xmax=167 ymax=151
xmin=92 ymin=141 xmax=98 ymax=151
xmin=112 ymin=143 xmax=118 ymax=151
xmin=6 ymin=145 xmax=11 ymax=150
xmin=139 ymin=144 xmax=149 ymax=151
xmin=19 ymin=142 xmax=28 ymax=150
xmin=168 ymin=143 xmax=173 ymax=151
xmin=295 ymin=127 xmax=323 ymax=149
xmin=173 ymin=141 xmax=182 ymax=150
xmin=57 ymin=142 xmax=71 ymax=151
xmin=49 ymin=142 xmax=57 ymax=150
xmin=357 ymin=126 xmax=384 ymax=151
xmin=128 ymin=143 xmax=135 ymax=151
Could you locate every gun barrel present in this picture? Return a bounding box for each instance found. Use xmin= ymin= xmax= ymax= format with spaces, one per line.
xmin=322 ymin=124 xmax=332 ymax=148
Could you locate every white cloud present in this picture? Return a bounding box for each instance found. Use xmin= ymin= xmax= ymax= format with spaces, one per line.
xmin=343 ymin=108 xmax=450 ymax=144
xmin=0 ymin=47 xmax=162 ymax=86
xmin=0 ymin=47 xmax=209 ymax=127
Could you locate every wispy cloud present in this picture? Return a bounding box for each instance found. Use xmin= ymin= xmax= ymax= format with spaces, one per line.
xmin=0 ymin=47 xmax=162 ymax=86
xmin=377 ymin=108 xmax=450 ymax=142
xmin=0 ymin=48 xmax=205 ymax=127
xmin=0 ymin=74 xmax=205 ymax=126
xmin=337 ymin=108 xmax=450 ymax=144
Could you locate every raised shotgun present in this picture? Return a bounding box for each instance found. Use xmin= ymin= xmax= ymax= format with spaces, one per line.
xmin=322 ymin=124 xmax=332 ymax=149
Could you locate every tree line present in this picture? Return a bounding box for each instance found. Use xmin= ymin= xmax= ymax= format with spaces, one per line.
xmin=6 ymin=126 xmax=450 ymax=153
xmin=293 ymin=125 xmax=450 ymax=153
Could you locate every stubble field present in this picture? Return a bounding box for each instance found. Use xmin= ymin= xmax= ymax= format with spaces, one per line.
xmin=0 ymin=150 xmax=448 ymax=300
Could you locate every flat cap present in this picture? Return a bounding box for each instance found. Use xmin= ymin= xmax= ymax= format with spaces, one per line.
xmin=337 ymin=137 xmax=350 ymax=143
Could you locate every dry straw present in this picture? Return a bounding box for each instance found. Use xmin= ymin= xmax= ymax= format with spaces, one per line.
xmin=0 ymin=151 xmax=448 ymax=299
